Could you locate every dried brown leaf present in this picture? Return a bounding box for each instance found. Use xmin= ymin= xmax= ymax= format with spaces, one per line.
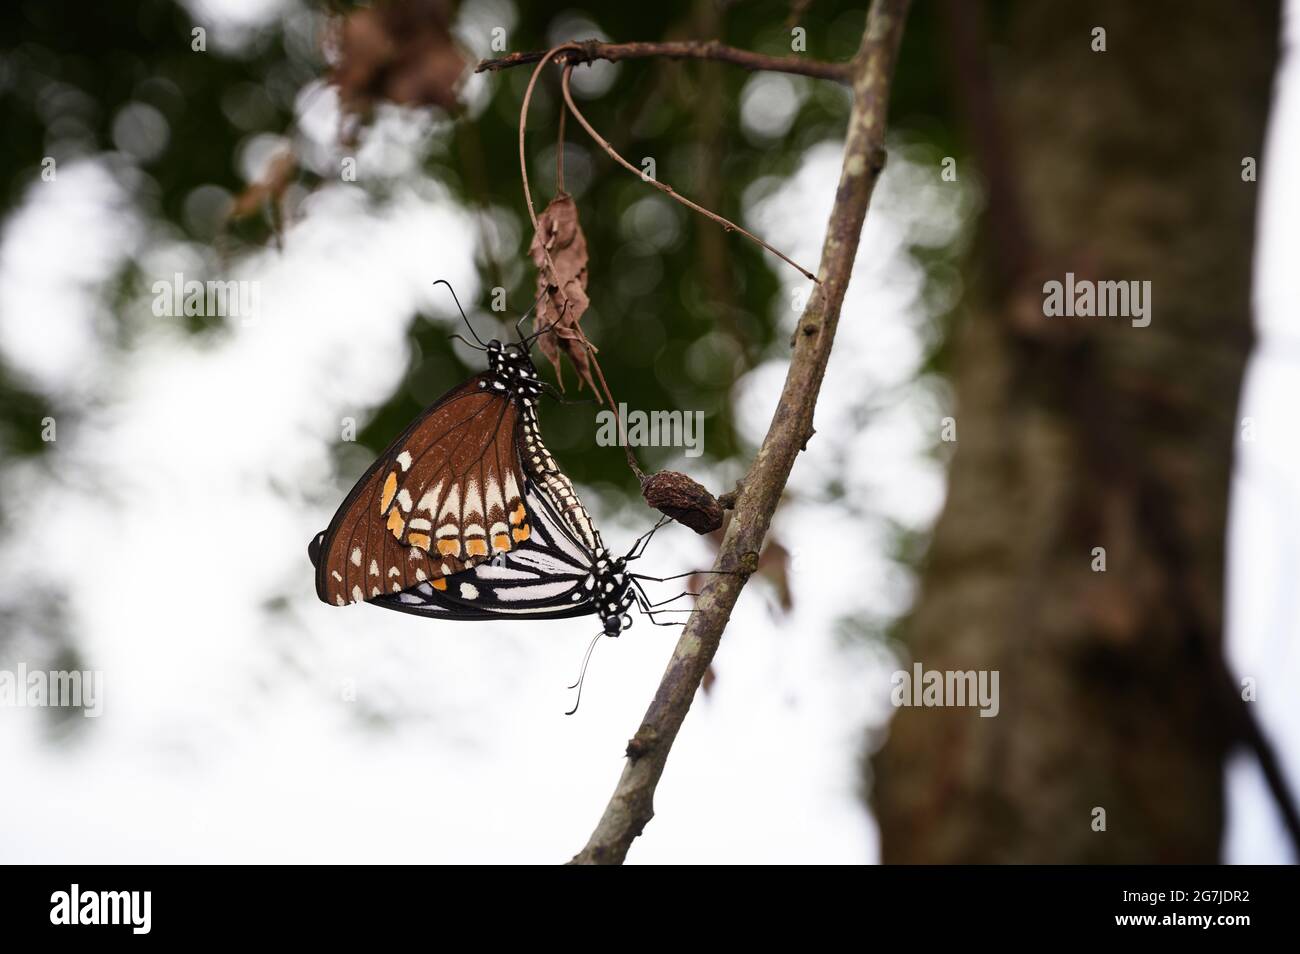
xmin=756 ymin=538 xmax=793 ymax=614
xmin=528 ymin=192 xmax=595 ymax=392
xmin=326 ymin=0 xmax=465 ymax=122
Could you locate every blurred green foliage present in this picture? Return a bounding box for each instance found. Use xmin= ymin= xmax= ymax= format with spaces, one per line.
xmin=0 ymin=0 xmax=304 ymax=455
xmin=0 ymin=0 xmax=963 ymax=497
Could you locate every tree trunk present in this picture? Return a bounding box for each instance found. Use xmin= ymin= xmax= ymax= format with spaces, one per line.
xmin=870 ymin=0 xmax=1280 ymax=863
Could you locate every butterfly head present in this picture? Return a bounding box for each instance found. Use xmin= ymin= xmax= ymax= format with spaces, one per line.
xmin=591 ymin=550 xmax=635 ymax=637
xmin=483 ymin=339 xmax=542 ymax=404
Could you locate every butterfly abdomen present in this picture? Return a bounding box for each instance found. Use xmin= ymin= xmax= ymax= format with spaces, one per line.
xmin=519 ymin=404 xmax=599 ymax=551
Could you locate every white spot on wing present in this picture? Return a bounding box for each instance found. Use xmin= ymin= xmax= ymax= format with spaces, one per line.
xmin=464 ymin=480 xmax=483 ymax=521
xmin=440 ymin=485 xmax=460 ymax=520
xmin=497 ymin=580 xmax=580 ymax=602
xmin=485 ymin=477 xmax=504 ymax=516
xmin=418 ymin=481 xmax=443 ymax=515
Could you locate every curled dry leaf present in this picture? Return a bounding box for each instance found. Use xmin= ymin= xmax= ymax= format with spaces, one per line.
xmin=755 ymin=538 xmax=793 ymax=614
xmin=528 ymin=192 xmax=596 ymax=392
xmin=641 ymin=470 xmax=724 ymax=534
xmin=326 ymin=0 xmax=465 ymax=122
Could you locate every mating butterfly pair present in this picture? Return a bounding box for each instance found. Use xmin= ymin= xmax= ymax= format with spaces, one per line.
xmin=309 ymin=283 xmax=687 ymax=641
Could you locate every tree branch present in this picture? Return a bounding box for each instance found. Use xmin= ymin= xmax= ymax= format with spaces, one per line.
xmin=476 ymin=39 xmax=852 ymax=84
xmin=568 ymin=0 xmax=913 ymax=865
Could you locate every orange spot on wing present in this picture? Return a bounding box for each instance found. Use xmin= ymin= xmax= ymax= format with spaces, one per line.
xmin=380 ymin=472 xmax=398 ymax=513
xmin=466 ymin=538 xmax=488 ymax=557
xmin=387 ymin=507 xmax=405 ymax=538
xmin=432 ymin=578 xmax=447 ymax=591
xmin=408 ymin=532 xmax=431 ymax=551
xmin=512 ymin=525 xmax=530 ymax=542
xmin=437 ymin=539 xmax=461 ymax=556
xmin=492 ymin=533 xmax=511 ymax=551
xmin=510 ymin=503 xmax=527 ymax=525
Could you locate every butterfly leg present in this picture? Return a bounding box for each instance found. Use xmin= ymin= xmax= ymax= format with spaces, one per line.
xmin=522 ymin=311 xmax=566 ymax=348
xmin=645 ymin=615 xmax=688 ymax=627
xmin=515 ymin=284 xmax=550 ymax=342
xmin=637 ymin=606 xmax=691 ymax=627
xmin=624 ymin=515 xmax=672 ymax=562
xmin=538 ymin=382 xmax=597 ymax=406
xmin=630 ymin=568 xmax=734 ymax=583
xmin=641 ymin=589 xmax=699 ymax=609
xmin=631 ymin=581 xmax=693 ymax=626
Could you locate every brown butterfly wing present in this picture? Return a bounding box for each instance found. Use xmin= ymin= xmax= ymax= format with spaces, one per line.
xmin=314 ymin=375 xmax=532 ymax=606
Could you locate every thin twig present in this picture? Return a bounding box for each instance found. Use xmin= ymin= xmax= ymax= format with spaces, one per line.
xmin=587 ymin=349 xmax=645 ymax=481
xmin=556 ymin=67 xmax=568 ymax=193
xmin=559 ymin=66 xmax=820 ymax=283
xmin=558 ymin=72 xmax=642 ymax=478
xmin=522 ymin=49 xmax=624 ymax=455
xmin=1227 ymin=667 xmax=1300 ymax=854
xmin=568 ymin=0 xmax=913 ymax=865
xmin=519 ymin=47 xmax=585 ymax=366
xmin=478 ymin=38 xmax=852 ymax=84
xmin=518 ymin=47 xmax=565 ymax=237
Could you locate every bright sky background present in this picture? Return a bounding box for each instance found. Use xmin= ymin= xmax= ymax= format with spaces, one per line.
xmin=0 ymin=0 xmax=1295 ymax=864
xmin=1223 ymin=0 xmax=1300 ymax=866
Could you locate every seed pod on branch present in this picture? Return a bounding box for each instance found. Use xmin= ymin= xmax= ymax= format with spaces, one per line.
xmin=641 ymin=470 xmax=724 ymax=534
xmin=528 ymin=192 xmax=596 ymax=393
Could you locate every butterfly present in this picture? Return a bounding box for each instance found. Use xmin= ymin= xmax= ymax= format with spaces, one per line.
xmin=309 ymin=282 xmax=694 ymax=640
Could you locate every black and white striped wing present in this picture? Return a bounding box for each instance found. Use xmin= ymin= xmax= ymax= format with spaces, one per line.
xmin=372 ymin=479 xmax=600 ymax=621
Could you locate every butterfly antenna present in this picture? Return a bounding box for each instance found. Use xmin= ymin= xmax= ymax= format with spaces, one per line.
xmin=433 ymin=279 xmax=487 ymax=348
xmin=447 ymin=333 xmax=486 ymax=352
xmin=565 ymin=631 xmax=603 ymax=716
